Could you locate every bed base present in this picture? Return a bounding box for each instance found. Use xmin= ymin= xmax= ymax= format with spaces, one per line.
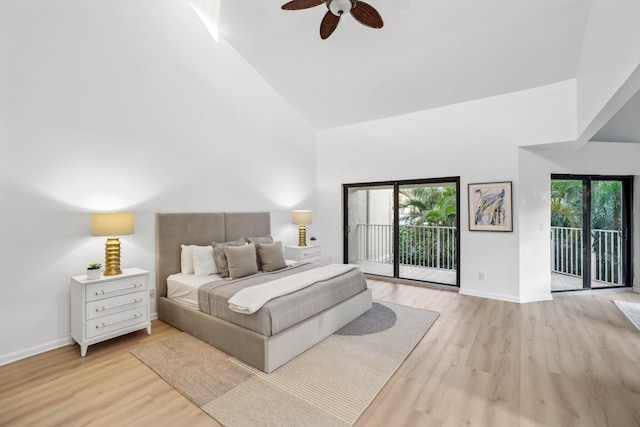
xmin=158 ymin=288 xmax=372 ymax=373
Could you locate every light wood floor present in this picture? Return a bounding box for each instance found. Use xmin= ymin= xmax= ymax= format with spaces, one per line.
xmin=1 ymin=281 xmax=640 ymax=427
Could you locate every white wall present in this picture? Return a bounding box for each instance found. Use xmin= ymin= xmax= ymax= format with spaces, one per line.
xmin=317 ymin=80 xmax=577 ymax=303
xmin=517 ymin=148 xmax=553 ymax=302
xmin=0 ymin=0 xmax=315 ymax=364
xmin=577 ymin=0 xmax=640 ymax=140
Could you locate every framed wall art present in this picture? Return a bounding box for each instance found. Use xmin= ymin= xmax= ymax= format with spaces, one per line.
xmin=468 ymin=181 xmax=512 ymax=232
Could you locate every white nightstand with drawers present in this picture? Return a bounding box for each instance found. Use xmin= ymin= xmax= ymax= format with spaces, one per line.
xmin=70 ymin=267 xmax=151 ymax=357
xmin=285 ymin=245 xmax=321 ymax=263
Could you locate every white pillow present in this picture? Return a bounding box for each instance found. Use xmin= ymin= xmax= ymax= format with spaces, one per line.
xmin=180 ymin=244 xmax=195 ymax=274
xmin=192 ymin=245 xmax=219 ymax=276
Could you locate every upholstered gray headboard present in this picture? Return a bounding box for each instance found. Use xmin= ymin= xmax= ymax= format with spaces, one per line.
xmin=155 ymin=212 xmax=271 ymax=302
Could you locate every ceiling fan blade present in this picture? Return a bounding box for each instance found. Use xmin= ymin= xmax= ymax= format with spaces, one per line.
xmin=281 ymin=0 xmax=324 ymax=10
xmin=320 ymin=10 xmax=341 ymax=39
xmin=350 ymin=1 xmax=383 ymax=28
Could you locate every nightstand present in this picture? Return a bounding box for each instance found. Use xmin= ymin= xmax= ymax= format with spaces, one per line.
xmin=70 ymin=267 xmax=151 ymax=357
xmin=285 ymin=245 xmax=321 ymax=263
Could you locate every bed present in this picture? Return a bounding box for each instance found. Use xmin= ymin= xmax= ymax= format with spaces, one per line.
xmin=156 ymin=212 xmax=372 ymax=373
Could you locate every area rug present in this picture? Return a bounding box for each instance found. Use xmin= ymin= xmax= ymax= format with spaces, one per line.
xmin=613 ymin=300 xmax=640 ymax=331
xmin=131 ymin=301 xmax=439 ymax=427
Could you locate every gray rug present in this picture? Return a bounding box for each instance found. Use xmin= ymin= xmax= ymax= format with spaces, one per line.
xmin=131 ymin=300 xmax=439 ymax=426
xmin=335 ymin=301 xmax=397 ymax=335
xmin=614 ymin=300 xmax=640 ymax=331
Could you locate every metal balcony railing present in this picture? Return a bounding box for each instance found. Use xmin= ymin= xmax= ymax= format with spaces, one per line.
xmin=355 ymin=224 xmax=622 ymax=285
xmin=550 ymin=226 xmax=622 ymax=285
xmin=355 ymin=224 xmax=457 ymax=271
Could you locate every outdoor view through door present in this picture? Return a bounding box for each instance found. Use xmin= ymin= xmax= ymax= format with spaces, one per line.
xmin=550 ymin=174 xmax=633 ymax=292
xmin=344 ymin=178 xmax=460 ymax=286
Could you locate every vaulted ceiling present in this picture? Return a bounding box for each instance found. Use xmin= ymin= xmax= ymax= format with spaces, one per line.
xmin=217 ymin=0 xmax=592 ymax=130
xmin=591 ymin=90 xmax=640 ymax=144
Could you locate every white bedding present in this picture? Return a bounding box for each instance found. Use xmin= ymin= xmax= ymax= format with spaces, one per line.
xmin=167 ymin=260 xmax=300 ymax=310
xmin=167 ymin=273 xmax=221 ymax=309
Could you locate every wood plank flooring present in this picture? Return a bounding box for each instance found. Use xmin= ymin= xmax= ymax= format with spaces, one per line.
xmin=1 ymin=280 xmax=639 ymax=426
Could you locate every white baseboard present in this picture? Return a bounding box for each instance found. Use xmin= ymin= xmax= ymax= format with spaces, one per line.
xmin=1 ymin=313 xmax=159 ymax=367
xmin=459 ymin=288 xmax=553 ymax=304
xmin=0 ymin=336 xmax=73 ymax=367
xmin=519 ymin=293 xmax=554 ymax=303
xmin=459 ymin=288 xmax=521 ymax=303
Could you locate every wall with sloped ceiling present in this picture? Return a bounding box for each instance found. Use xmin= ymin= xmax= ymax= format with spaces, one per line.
xmin=316 ymin=80 xmax=577 ymax=303
xmin=577 ymin=0 xmax=640 ymax=140
xmin=0 ymin=0 xmax=315 ymax=364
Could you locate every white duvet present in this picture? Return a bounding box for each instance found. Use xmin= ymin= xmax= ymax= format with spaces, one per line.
xmin=228 ymin=264 xmax=358 ymax=314
xmin=167 ymin=272 xmax=222 ymax=309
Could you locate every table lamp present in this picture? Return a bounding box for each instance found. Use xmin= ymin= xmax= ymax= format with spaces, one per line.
xmin=91 ymin=212 xmax=134 ymax=276
xmin=292 ymin=210 xmax=312 ymax=247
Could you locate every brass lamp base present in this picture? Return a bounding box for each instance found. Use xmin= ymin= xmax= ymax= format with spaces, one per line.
xmin=103 ymin=237 xmax=123 ymax=276
xmin=298 ymin=224 xmax=307 ymax=247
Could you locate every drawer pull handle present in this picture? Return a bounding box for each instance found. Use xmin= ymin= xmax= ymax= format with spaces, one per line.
xmin=95 ymin=313 xmax=143 ymax=329
xmin=95 ymin=283 xmax=143 ymax=296
xmin=95 ymin=298 xmax=143 ymax=312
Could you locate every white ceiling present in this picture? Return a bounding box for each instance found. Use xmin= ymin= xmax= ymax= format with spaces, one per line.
xmin=217 ymin=0 xmax=592 ymax=130
xmin=591 ymin=90 xmax=640 ymax=143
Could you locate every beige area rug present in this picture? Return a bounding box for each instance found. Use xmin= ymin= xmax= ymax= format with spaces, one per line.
xmin=131 ymin=301 xmax=439 ymax=427
xmin=614 ymin=300 xmax=640 ymax=331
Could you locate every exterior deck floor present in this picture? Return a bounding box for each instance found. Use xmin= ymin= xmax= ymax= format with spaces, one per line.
xmin=351 ymin=261 xmax=457 ymax=285
xmin=351 ymin=261 xmax=624 ymax=291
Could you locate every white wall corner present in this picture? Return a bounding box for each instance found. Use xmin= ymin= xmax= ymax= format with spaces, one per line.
xmin=187 ymin=0 xmax=220 ymax=42
xmin=519 ymin=293 xmax=554 ymax=304
xmin=458 ymin=288 xmax=521 ymax=304
xmin=460 ymin=287 xmax=552 ymax=304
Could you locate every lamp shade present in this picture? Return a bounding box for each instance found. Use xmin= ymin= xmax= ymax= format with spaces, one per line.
xmin=291 ymin=210 xmax=312 ymax=225
xmin=91 ymin=212 xmax=135 ymax=236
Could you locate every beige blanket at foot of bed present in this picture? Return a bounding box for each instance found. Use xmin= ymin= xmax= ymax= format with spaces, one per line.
xmin=228 ymin=264 xmax=358 ymax=314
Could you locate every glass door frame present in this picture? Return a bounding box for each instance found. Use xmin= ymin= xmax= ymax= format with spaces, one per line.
xmin=343 ymin=177 xmax=461 ymax=287
xmin=551 ymin=174 xmax=634 ymax=291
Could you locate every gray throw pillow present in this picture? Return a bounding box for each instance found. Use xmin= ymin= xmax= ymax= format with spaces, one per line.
xmin=212 ymin=238 xmax=246 ymax=278
xmin=245 ymin=236 xmax=274 ymax=270
xmin=257 ymin=241 xmax=288 ymax=272
xmin=224 ymin=243 xmax=258 ymax=279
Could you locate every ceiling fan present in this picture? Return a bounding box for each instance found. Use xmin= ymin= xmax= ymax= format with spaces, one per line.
xmin=281 ymin=0 xmax=384 ymax=40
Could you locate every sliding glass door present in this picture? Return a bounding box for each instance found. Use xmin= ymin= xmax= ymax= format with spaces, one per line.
xmin=550 ymin=175 xmax=633 ymax=291
xmin=397 ymin=182 xmax=458 ymax=284
xmin=345 ymin=184 xmax=395 ymax=278
xmin=344 ymin=178 xmax=460 ymax=286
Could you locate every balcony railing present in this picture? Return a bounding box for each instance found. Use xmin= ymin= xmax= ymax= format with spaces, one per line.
xmin=355 ymin=224 xmax=457 ymax=271
xmin=551 ymin=226 xmax=622 ymax=285
xmin=355 ymin=224 xmax=623 ymax=286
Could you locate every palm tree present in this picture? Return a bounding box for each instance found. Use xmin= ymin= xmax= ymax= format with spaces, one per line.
xmin=398 ymin=186 xmax=457 ymax=268
xmin=590 ymin=181 xmax=623 ymax=282
xmin=591 ymin=180 xmax=622 ymax=230
xmin=550 ymin=180 xmax=582 ymax=228
xmin=400 ymin=186 xmax=457 ymax=227
xmin=551 ymin=179 xmax=622 ymax=229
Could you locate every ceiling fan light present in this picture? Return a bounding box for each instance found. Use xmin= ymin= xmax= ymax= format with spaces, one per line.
xmin=329 ymin=0 xmax=352 ymax=16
